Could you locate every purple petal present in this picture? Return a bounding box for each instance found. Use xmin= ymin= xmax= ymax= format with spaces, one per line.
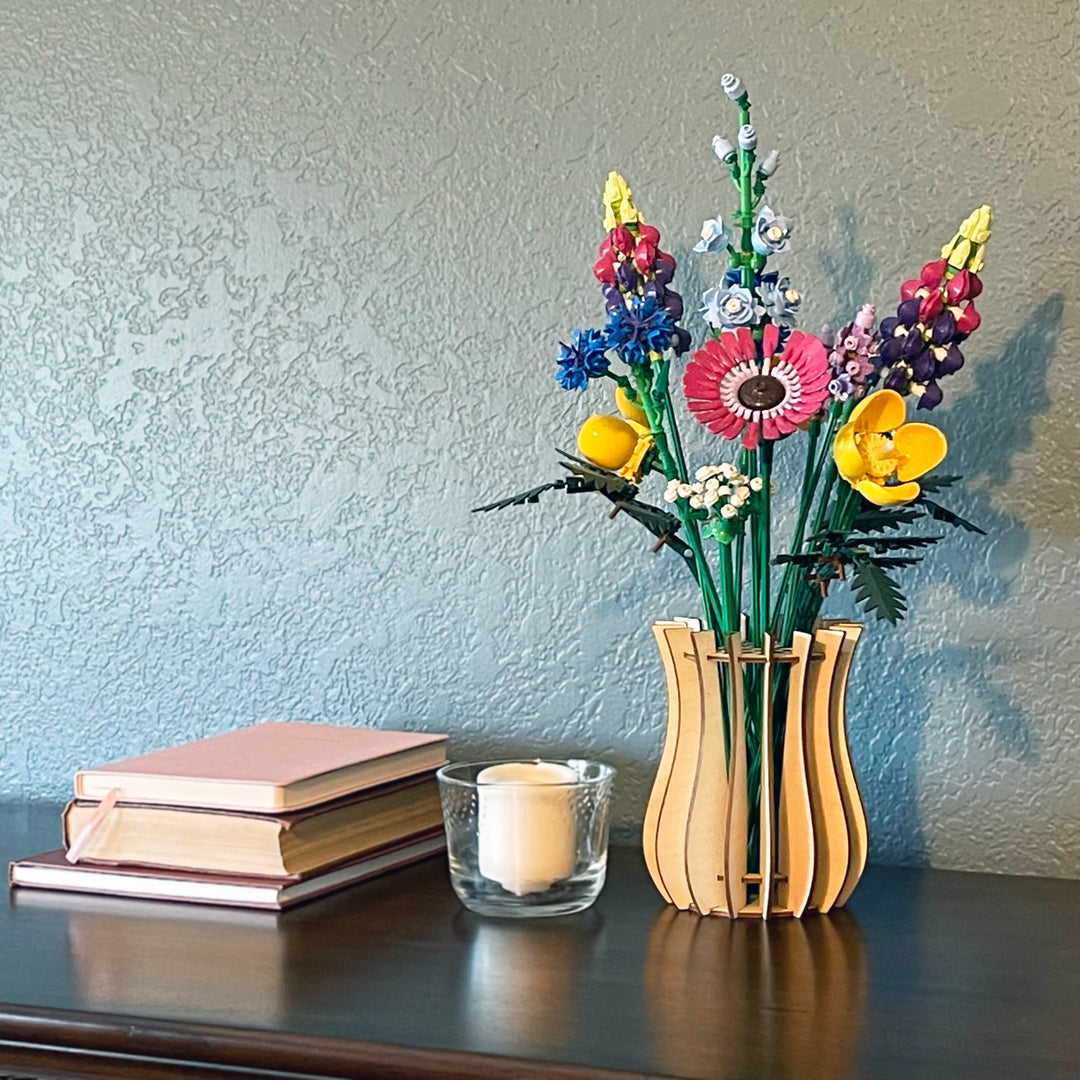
xmin=910 ymin=350 xmax=935 ymax=383
xmin=930 ymin=310 xmax=957 ymax=345
xmin=883 ymin=367 xmax=909 ymax=392
xmin=897 ymin=298 xmax=922 ymax=327
xmin=936 ymin=344 xmax=964 ymax=377
xmin=916 ymin=381 xmax=943 ymax=409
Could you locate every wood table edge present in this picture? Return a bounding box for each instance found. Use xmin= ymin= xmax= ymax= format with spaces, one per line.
xmin=0 ymin=1002 xmax=667 ymax=1080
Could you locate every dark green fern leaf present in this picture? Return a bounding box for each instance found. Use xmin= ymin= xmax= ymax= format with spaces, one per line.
xmin=851 ymin=507 xmax=925 ymax=533
xmin=472 ymin=480 xmax=573 ymax=512
xmin=871 ymin=555 xmax=924 ymax=569
xmin=917 ymin=497 xmax=987 ymax=535
xmin=852 ymin=555 xmax=907 ymax=624
xmin=849 ymin=534 xmax=944 ymax=552
xmin=917 ymin=474 xmax=963 ymax=494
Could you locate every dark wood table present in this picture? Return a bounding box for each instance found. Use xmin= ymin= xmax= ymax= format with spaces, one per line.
xmin=1 ymin=801 xmax=1078 ymax=1080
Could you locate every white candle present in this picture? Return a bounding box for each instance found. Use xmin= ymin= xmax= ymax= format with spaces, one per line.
xmin=476 ymin=762 xmax=578 ymax=896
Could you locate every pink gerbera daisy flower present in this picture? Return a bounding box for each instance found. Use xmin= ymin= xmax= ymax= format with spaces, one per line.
xmin=683 ymin=323 xmax=830 ymax=449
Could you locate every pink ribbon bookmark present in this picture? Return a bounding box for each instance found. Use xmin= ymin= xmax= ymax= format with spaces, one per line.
xmin=65 ymin=788 xmax=121 ymax=864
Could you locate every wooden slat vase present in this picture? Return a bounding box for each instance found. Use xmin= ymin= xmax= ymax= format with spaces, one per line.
xmin=643 ymin=620 xmax=867 ymax=919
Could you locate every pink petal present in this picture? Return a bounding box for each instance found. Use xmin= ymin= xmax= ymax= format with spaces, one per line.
xmin=762 ymin=416 xmax=780 ymax=441
xmin=762 ymin=321 xmax=779 ymax=359
xmin=741 ymin=421 xmax=760 ymax=450
xmin=733 ymin=327 xmax=755 ymax=362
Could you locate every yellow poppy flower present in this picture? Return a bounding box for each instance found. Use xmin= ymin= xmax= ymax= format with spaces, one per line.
xmin=602 ymin=171 xmax=642 ymax=232
xmin=577 ymin=412 xmax=654 ymax=482
xmin=832 ymin=390 xmax=947 ymax=506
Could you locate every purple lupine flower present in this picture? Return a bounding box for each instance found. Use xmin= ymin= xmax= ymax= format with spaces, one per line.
xmin=825 ymin=303 xmax=878 ymax=401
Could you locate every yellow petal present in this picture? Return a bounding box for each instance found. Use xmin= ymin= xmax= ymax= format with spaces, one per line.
xmin=893 ymin=423 xmax=947 ymax=481
xmin=848 ymin=389 xmax=906 ymax=434
xmin=832 ymin=423 xmax=866 ymax=484
xmin=615 ymin=385 xmax=649 ymax=425
xmin=577 ymin=414 xmax=638 ymax=471
xmin=855 ymin=479 xmax=922 ymax=506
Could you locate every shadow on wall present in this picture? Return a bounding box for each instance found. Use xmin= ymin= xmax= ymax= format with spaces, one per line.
xmin=852 ymin=294 xmax=1063 ymax=865
xmin=817 ymin=203 xmax=1064 ymax=864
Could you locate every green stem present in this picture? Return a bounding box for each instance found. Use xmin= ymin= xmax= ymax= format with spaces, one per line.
xmin=628 ymin=363 xmax=724 ymax=630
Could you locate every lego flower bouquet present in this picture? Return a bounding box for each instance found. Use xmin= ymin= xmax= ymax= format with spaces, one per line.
xmin=476 ymin=75 xmax=991 ymax=918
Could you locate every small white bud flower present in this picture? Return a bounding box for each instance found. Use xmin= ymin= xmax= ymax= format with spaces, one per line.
xmin=717 ymin=485 xmax=731 ymax=496
xmin=749 ymin=477 xmax=764 ymax=492
xmin=663 ymin=487 xmax=679 ymax=503
xmin=720 ymin=73 xmax=744 ymax=101
xmin=711 ymin=134 xmax=737 ymax=163
xmin=695 ymin=465 xmax=714 ymax=482
xmin=757 ymin=149 xmax=780 ymax=177
xmin=737 ymin=124 xmax=757 ymax=151
xmin=703 ymin=488 xmax=720 ymax=507
xmin=689 ymin=494 xmax=704 ymax=509
xmin=720 ymin=503 xmax=738 ymax=519
xmin=704 ymin=477 xmax=720 ymax=492
xmin=730 ymin=494 xmax=745 ymax=508
xmin=677 ymin=483 xmax=694 ymax=499
xmin=736 ymin=485 xmax=751 ymax=500
xmin=720 ymin=463 xmax=738 ymax=479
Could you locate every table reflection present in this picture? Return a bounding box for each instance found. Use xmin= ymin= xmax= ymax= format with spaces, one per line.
xmin=454 ymin=910 xmax=605 ymax=1054
xmin=14 ymin=889 xmax=289 ymax=1025
xmin=645 ymin=907 xmax=866 ymax=1079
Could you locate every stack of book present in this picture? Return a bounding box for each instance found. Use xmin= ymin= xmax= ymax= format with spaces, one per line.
xmin=9 ymin=721 xmax=449 ymax=909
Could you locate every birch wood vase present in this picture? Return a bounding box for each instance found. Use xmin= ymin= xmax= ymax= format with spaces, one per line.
xmin=642 ymin=619 xmax=867 ymax=919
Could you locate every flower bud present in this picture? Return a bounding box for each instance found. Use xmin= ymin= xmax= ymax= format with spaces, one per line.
xmin=854 ymin=304 xmax=875 ymax=331
xmin=711 ymin=134 xmax=736 ymax=163
xmin=720 ymin=73 xmax=744 ymax=101
xmin=920 ymin=259 xmax=948 ymax=288
xmin=757 ymin=149 xmax=780 ymax=177
xmin=918 ymin=289 xmax=944 ymax=323
xmin=737 ymin=124 xmax=757 ymax=151
xmin=955 ymin=303 xmax=981 ymax=335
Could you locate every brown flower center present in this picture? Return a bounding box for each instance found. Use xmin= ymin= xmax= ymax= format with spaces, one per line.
xmin=737 ymin=374 xmax=787 ymax=411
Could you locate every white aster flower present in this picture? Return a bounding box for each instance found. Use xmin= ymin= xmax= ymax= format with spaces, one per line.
xmin=720 ymin=503 xmax=738 ymax=519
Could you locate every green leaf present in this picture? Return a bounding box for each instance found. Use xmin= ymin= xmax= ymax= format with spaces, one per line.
xmin=773 ymin=553 xmax=822 ymax=567
xmin=852 ymin=555 xmax=907 ymax=624
xmin=851 ymin=507 xmax=924 ymax=533
xmin=871 ymin=555 xmax=924 ymax=569
xmin=472 ymin=480 xmax=573 ymax=512
xmin=917 ymin=497 xmax=987 ymax=535
xmin=849 ymin=534 xmax=944 ymax=552
xmin=555 ymin=450 xmax=639 ymax=498
xmin=917 ymin=473 xmax=963 ymax=494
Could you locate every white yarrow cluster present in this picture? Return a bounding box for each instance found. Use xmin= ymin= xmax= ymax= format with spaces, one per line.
xmin=663 ymin=465 xmax=764 ymax=516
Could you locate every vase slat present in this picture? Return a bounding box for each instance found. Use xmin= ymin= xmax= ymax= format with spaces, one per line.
xmin=775 ymin=630 xmax=815 ymax=918
xmin=805 ymin=628 xmax=850 ymax=912
xmin=822 ymin=621 xmax=868 ymax=908
xmin=722 ymin=632 xmax=749 ymax=917
xmin=649 ymin=623 xmax=704 ymax=910
xmin=643 ymin=622 xmax=687 ymax=904
xmin=685 ymin=631 xmax=730 ymax=916
xmin=757 ymin=634 xmax=777 ymax=919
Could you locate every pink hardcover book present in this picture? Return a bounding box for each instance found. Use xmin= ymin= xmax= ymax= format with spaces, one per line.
xmin=73 ymin=721 xmax=448 ymax=812
xmin=9 ymin=830 xmax=447 ymax=910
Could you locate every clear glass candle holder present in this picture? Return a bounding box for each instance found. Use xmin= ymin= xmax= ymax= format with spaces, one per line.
xmin=437 ymin=759 xmax=615 ymax=918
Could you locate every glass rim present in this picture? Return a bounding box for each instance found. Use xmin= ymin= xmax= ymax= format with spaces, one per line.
xmin=436 ymin=758 xmax=615 ymax=789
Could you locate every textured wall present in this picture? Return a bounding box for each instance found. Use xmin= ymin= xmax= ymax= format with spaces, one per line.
xmin=0 ymin=0 xmax=1076 ymax=876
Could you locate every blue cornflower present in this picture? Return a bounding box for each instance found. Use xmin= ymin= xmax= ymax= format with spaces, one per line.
xmin=555 ymin=328 xmax=609 ymax=391
xmin=604 ymin=296 xmax=675 ymax=366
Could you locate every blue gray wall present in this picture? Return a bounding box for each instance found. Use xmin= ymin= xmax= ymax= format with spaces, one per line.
xmin=0 ymin=0 xmax=1076 ymax=876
